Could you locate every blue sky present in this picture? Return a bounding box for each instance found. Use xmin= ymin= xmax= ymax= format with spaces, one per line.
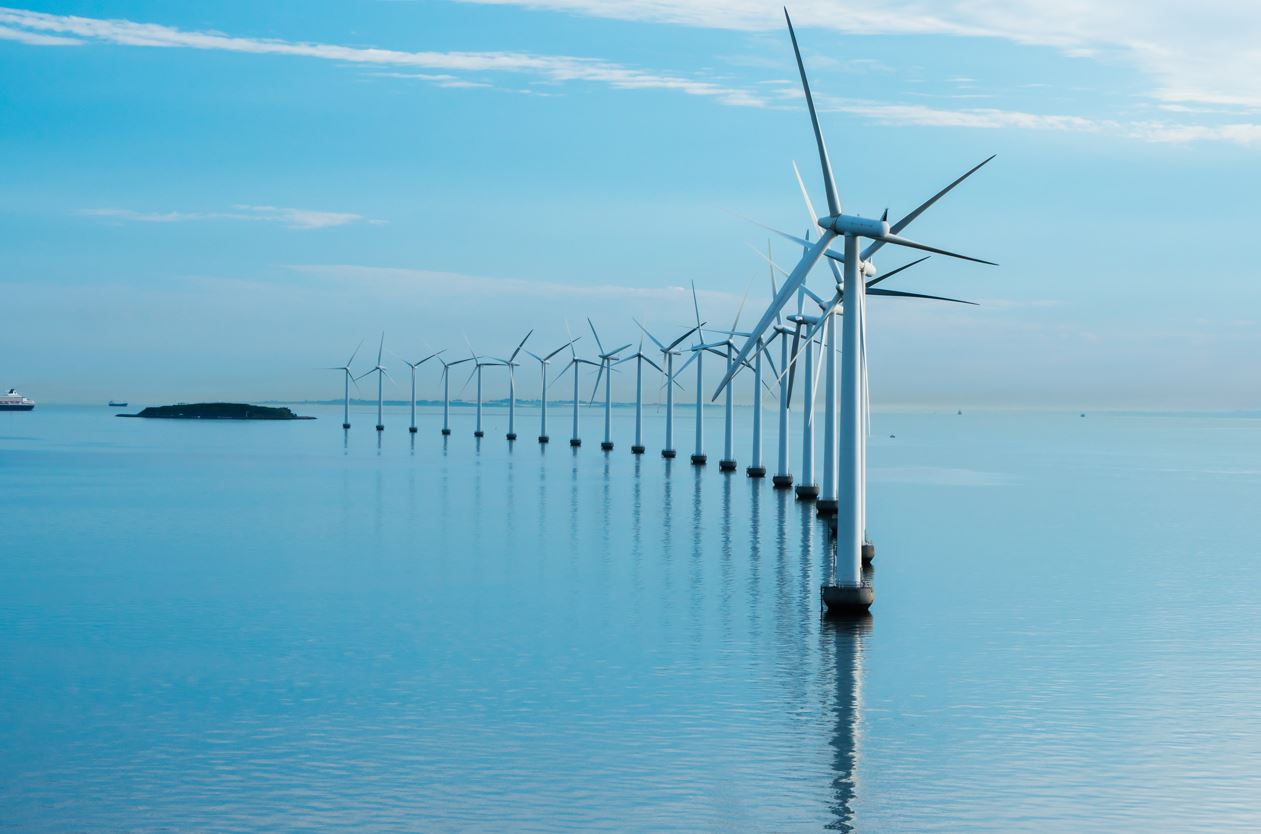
xmin=2 ymin=0 xmax=1259 ymax=407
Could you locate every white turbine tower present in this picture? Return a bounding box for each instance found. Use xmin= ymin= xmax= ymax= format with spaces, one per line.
xmin=715 ymin=9 xmax=995 ymax=614
xmin=402 ymin=350 xmax=443 ymax=434
xmin=524 ymin=338 xmax=579 ymax=443
xmin=635 ymin=320 xmax=702 ymax=459
xmin=492 ymin=330 xmax=532 ymax=441
xmin=615 ymin=339 xmax=665 ymax=455
xmin=437 ymin=356 xmax=473 ymax=436
xmin=460 ymin=350 xmax=506 ymax=439
xmin=555 ymin=341 xmax=600 ymax=448
xmin=587 ymin=319 xmax=631 ymax=452
xmin=354 ymin=333 xmax=391 ymax=432
xmin=325 ymin=339 xmax=362 ymax=430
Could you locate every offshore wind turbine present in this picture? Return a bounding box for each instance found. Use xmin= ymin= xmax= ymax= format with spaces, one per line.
xmin=354 ymin=333 xmax=391 ymax=432
xmin=437 ymin=355 xmax=473 ymax=435
xmin=493 ymin=330 xmax=532 ymax=441
xmin=325 ymin=339 xmax=363 ymax=430
xmin=587 ymin=319 xmax=631 ymax=452
xmin=524 ymin=337 xmax=579 ymax=443
xmin=615 ymin=339 xmax=665 ymax=455
xmin=636 ymin=319 xmax=702 ymax=459
xmin=683 ymin=282 xmax=711 ymax=465
xmin=461 ymin=350 xmax=505 ymax=439
xmin=401 ymin=350 xmax=443 ymax=434
xmin=556 ymin=340 xmax=600 ymax=447
xmin=716 ymin=9 xmax=995 ymax=614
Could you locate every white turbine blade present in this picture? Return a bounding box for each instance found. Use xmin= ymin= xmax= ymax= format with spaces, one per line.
xmin=711 ymin=230 xmax=835 ymax=401
xmin=376 ymin=333 xmax=385 ymax=366
xmin=587 ymin=318 xmax=606 ymax=357
xmin=419 ymin=349 xmax=445 ymax=365
xmin=731 ymin=274 xmax=753 ymax=334
xmin=785 ymin=9 xmax=840 ymax=217
xmin=457 ymin=364 xmax=478 ymax=396
xmin=589 ymin=361 xmax=605 ymax=403
xmin=509 ymin=329 xmax=533 ymax=363
xmin=525 ymin=349 xmax=543 ymax=363
xmin=744 ymin=216 xmax=813 ymax=249
xmin=634 ymin=318 xmax=667 ymax=353
xmin=791 ymin=159 xmax=821 ymax=229
xmin=642 ymin=354 xmax=665 ymax=375
xmin=606 ymin=343 xmax=632 ymax=358
xmin=690 ymin=281 xmax=703 ymax=333
xmin=774 ymin=299 xmax=834 ymax=387
xmin=346 ymin=339 xmax=364 ymax=368
xmin=666 ymin=322 xmax=704 ymax=352
xmin=869 ymin=288 xmax=977 ymax=305
xmin=878 ymin=233 xmax=997 ymax=266
xmin=545 ymin=337 xmax=580 ymax=361
xmin=802 ymin=284 xmax=828 ymax=308
xmin=865 ymin=256 xmax=930 ymax=289
xmin=862 ymin=154 xmax=996 ymax=262
xmin=674 ymin=348 xmax=700 ymax=381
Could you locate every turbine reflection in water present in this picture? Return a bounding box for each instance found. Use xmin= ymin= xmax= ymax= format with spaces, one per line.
xmin=822 ymin=614 xmax=871 ymax=833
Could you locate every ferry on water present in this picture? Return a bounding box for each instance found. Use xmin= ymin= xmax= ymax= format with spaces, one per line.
xmin=0 ymin=389 xmax=35 ymax=411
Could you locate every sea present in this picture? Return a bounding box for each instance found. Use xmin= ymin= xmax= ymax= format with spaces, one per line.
xmin=2 ymin=404 xmax=1259 ymax=833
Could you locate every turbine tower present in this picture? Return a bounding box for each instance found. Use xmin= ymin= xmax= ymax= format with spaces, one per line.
xmin=635 ymin=320 xmax=701 ymax=459
xmin=587 ymin=319 xmax=631 ymax=452
xmin=556 ymin=341 xmax=599 ymax=448
xmin=354 ymin=333 xmax=391 ymax=432
xmin=715 ymin=9 xmax=995 ymax=614
xmin=437 ymin=356 xmax=473 ymax=436
xmin=493 ymin=330 xmax=532 ymax=441
xmin=402 ymin=350 xmax=443 ymax=434
xmin=461 ymin=350 xmax=506 ymax=439
xmin=524 ymin=337 xmax=579 ymax=443
xmin=615 ymin=339 xmax=665 ymax=455
xmin=325 ymin=339 xmax=362 ymax=430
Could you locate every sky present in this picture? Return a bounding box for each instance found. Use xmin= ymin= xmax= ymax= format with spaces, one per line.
xmin=2 ymin=0 xmax=1260 ymax=408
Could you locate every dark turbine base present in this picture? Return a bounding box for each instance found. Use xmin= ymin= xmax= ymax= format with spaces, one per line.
xmin=601 ymin=441 xmax=614 ymax=451
xmin=862 ymin=542 xmax=876 ymax=564
xmin=441 ymin=428 xmax=451 ymax=436
xmin=538 ymin=435 xmax=549 ymax=444
xmin=746 ymin=466 xmax=766 ymax=478
xmin=816 ymin=498 xmax=838 ymax=516
xmin=474 ymin=430 xmax=484 ymax=438
xmin=409 ymin=426 xmax=418 ymax=434
xmin=719 ymin=459 xmax=737 ymax=472
xmin=691 ymin=454 xmax=707 ymax=466
xmin=772 ymin=473 xmax=794 ymax=489
xmin=376 ymin=425 xmax=385 ymax=432
xmin=342 ymin=423 xmax=351 ymax=430
xmin=631 ymin=445 xmax=646 ymax=454
xmin=507 ymin=433 xmax=517 ymax=441
xmin=795 ymin=483 xmax=819 ymax=501
xmin=662 ymin=449 xmax=677 ymax=459
xmin=570 ymin=438 xmax=582 ymax=447
xmin=821 ymin=583 xmax=874 ymax=615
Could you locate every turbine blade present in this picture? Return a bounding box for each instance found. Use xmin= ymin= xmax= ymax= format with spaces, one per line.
xmin=346 ymin=338 xmax=364 ymax=368
xmin=510 ymin=329 xmax=533 ymax=363
xmin=712 ymin=230 xmax=836 ymax=400
xmin=862 ymin=154 xmax=996 ymax=262
xmin=865 ymin=256 xmax=930 ymax=289
xmin=666 ymin=322 xmax=704 ymax=352
xmin=607 ymin=343 xmax=632 ymax=357
xmin=878 ymin=233 xmax=997 ymax=266
xmin=377 ymin=332 xmax=385 ymax=366
xmin=868 ymin=288 xmax=978 ymax=305
xmin=791 ymin=159 xmax=821 ymax=228
xmin=587 ymin=318 xmax=605 ymax=357
xmin=589 ymin=361 xmax=605 ymax=403
xmin=785 ymin=9 xmax=840 ymax=216
xmin=731 ymin=275 xmax=753 ymax=334
xmin=690 ymin=281 xmax=703 ymax=333
xmin=545 ymin=337 xmax=580 ymax=361
xmin=634 ymin=318 xmax=667 ymax=353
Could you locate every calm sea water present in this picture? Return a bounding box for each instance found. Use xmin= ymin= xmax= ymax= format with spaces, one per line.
xmin=2 ymin=404 xmax=1260 ymax=832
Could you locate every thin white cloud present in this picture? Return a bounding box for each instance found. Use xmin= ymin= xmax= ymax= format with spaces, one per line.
xmin=0 ymin=22 xmax=78 ymax=45
xmin=0 ymin=6 xmax=765 ymax=107
xmin=81 ymin=205 xmax=381 ymax=230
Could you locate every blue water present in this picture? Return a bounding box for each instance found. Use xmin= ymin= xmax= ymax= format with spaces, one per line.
xmin=2 ymin=404 xmax=1260 ymax=832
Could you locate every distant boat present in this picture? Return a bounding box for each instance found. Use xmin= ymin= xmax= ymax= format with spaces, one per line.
xmin=108 ymin=401 xmax=128 ymax=408
xmin=0 ymin=389 xmax=35 ymax=412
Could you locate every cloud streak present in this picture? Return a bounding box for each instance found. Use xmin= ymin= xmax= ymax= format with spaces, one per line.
xmin=81 ymin=205 xmax=381 ymax=230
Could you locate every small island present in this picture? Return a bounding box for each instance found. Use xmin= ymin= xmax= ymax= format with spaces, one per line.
xmin=119 ymin=403 xmax=315 ymax=420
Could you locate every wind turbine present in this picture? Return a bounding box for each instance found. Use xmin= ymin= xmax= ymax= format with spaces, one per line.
xmin=401 ymin=349 xmax=443 ymax=434
xmin=715 ymin=10 xmax=995 ymax=614
xmin=615 ymin=339 xmax=665 ymax=455
xmin=635 ymin=319 xmax=702 ymax=459
xmin=492 ymin=330 xmax=532 ymax=441
xmin=524 ymin=337 xmax=579 ymax=443
xmin=325 ymin=340 xmax=362 ymax=430
xmin=676 ymin=282 xmax=714 ymax=465
xmin=437 ymin=355 xmax=473 ymax=435
xmin=460 ymin=348 xmax=506 ymax=439
xmin=587 ymin=318 xmax=631 ymax=452
xmin=354 ymin=333 xmax=391 ymax=432
xmin=555 ymin=338 xmax=600 ymax=447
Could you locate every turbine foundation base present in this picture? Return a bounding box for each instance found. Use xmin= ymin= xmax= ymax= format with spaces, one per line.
xmin=746 ymin=466 xmax=767 ymax=478
xmin=506 ymin=432 xmax=517 ymax=441
xmin=862 ymin=542 xmax=875 ymax=564
xmin=538 ymin=435 xmax=549 ymax=444
xmin=816 ymin=498 xmax=838 ymax=516
xmin=441 ymin=428 xmax=451 ymax=436
xmin=570 ymin=438 xmax=582 ymax=447
xmin=474 ymin=430 xmax=484 ymax=438
xmin=342 ymin=423 xmax=351 ymax=430
xmin=772 ymin=474 xmax=794 ymax=489
xmin=409 ymin=426 xmax=417 ymax=434
xmin=719 ymin=459 xmax=737 ymax=472
xmin=690 ymin=454 xmax=707 ymax=466
xmin=795 ymin=484 xmax=819 ymax=501
xmin=376 ymin=425 xmax=385 ymax=432
xmin=661 ymin=449 xmax=676 ymax=459
xmin=601 ymin=441 xmax=614 ymax=451
xmin=631 ymin=445 xmax=646 ymax=454
xmin=821 ymin=583 xmax=874 ymax=615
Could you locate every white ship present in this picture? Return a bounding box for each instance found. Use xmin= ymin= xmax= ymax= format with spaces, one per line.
xmin=0 ymin=389 xmax=35 ymax=411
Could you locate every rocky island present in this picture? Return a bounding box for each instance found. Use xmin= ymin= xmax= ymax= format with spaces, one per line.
xmin=119 ymin=403 xmax=314 ymax=420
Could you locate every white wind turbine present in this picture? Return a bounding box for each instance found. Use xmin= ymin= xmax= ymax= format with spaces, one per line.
xmin=437 ymin=355 xmax=474 ymax=436
xmin=402 ymin=349 xmax=444 ymax=434
xmin=354 ymin=333 xmax=392 ymax=432
xmin=523 ymin=337 xmax=579 ymax=443
xmin=635 ymin=319 xmax=703 ymax=459
xmin=716 ymin=9 xmax=995 ymax=613
xmin=325 ymin=339 xmax=362 ymax=430
xmin=614 ymin=338 xmax=665 ymax=455
xmin=587 ymin=318 xmax=631 ymax=452
xmin=672 ymin=282 xmax=716 ymax=466
xmin=491 ymin=330 xmax=532 ymax=441
xmin=554 ymin=337 xmax=600 ymax=448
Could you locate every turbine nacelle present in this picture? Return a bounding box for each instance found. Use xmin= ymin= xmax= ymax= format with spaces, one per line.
xmin=818 ymin=214 xmax=889 ymax=240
